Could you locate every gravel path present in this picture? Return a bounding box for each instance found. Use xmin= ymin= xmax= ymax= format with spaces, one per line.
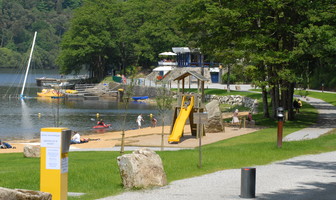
xmin=284 ymin=97 xmax=336 ymax=141
xmin=98 ymin=151 xmax=336 ymax=200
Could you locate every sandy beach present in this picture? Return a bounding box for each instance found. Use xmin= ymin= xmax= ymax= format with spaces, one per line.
xmin=1 ymin=123 xmax=260 ymax=154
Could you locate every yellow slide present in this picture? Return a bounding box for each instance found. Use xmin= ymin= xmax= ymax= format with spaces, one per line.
xmin=168 ymin=96 xmax=194 ymax=143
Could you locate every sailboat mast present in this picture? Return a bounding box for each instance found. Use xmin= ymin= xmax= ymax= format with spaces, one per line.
xmin=20 ymin=31 xmax=37 ymax=98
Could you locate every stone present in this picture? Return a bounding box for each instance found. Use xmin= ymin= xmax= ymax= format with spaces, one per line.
xmin=0 ymin=187 xmax=51 ymax=200
xmin=209 ymin=95 xmax=258 ymax=113
xmin=117 ymin=148 xmax=167 ymax=189
xmin=205 ymin=100 xmax=224 ymax=132
xmin=23 ymin=145 xmax=40 ymax=158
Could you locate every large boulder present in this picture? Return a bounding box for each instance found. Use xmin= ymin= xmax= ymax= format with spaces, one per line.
xmin=0 ymin=187 xmax=51 ymax=200
xmin=23 ymin=145 xmax=40 ymax=158
xmin=117 ymin=148 xmax=167 ymax=189
xmin=205 ymin=100 xmax=224 ymax=132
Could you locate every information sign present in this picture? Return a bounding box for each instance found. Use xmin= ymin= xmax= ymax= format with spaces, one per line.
xmin=194 ymin=112 xmax=208 ymax=124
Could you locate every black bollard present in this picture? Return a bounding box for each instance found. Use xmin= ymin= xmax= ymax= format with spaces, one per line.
xmin=240 ymin=167 xmax=256 ymax=198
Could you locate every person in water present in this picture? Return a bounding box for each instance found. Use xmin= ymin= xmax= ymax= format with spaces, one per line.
xmin=136 ymin=114 xmax=144 ymax=129
xmin=151 ymin=117 xmax=157 ymax=127
xmin=97 ymin=119 xmax=105 ymax=126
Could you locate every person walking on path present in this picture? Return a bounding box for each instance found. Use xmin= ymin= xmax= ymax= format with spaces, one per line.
xmin=293 ymin=99 xmax=300 ymax=113
xmin=136 ymin=114 xmax=144 ymax=129
xmin=298 ymin=99 xmax=302 ymax=113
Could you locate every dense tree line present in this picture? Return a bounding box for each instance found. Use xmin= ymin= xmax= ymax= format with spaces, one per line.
xmin=0 ymin=0 xmax=82 ymax=68
xmin=57 ymin=0 xmax=186 ymax=81
xmin=179 ymin=0 xmax=335 ymax=120
xmin=1 ymin=0 xmax=335 ymax=121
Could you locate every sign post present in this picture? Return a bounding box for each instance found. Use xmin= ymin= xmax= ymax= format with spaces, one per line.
xmin=277 ymin=107 xmax=284 ymax=148
xmin=194 ymin=112 xmax=208 ymax=168
xmin=40 ymin=127 xmax=71 ymax=200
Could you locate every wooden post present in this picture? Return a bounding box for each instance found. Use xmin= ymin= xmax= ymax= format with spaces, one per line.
xmin=277 ymin=120 xmax=283 ymax=148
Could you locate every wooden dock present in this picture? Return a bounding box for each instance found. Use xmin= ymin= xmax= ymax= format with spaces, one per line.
xmin=36 ymin=76 xmax=88 ymax=87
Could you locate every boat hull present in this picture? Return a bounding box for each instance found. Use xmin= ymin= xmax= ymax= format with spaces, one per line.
xmin=132 ymin=96 xmax=149 ymax=101
xmin=37 ymin=89 xmax=64 ymax=97
xmin=93 ymin=124 xmax=111 ymax=129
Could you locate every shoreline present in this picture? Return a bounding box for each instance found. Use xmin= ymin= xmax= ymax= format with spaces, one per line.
xmin=1 ymin=125 xmax=261 ymax=154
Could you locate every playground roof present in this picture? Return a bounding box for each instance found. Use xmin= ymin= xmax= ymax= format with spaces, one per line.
xmin=173 ymin=71 xmax=209 ymax=82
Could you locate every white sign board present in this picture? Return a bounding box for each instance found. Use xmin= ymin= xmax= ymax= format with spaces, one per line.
xmin=46 ymin=148 xmax=60 ymax=170
xmin=41 ymin=132 xmax=61 ymax=148
xmin=194 ymin=113 xmax=208 ymax=124
xmin=61 ymin=157 xmax=68 ymax=174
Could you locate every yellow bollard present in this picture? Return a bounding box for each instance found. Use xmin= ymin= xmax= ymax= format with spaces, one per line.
xmin=40 ymin=127 xmax=71 ymax=200
xmin=38 ymin=113 xmax=41 ymax=118
xmin=96 ymin=113 xmax=100 ymax=118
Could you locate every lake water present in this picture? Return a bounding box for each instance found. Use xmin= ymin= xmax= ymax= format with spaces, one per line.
xmin=0 ymin=69 xmax=164 ymax=140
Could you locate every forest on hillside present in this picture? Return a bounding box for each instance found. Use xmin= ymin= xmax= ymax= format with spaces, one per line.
xmin=0 ymin=0 xmax=335 ymax=94
xmin=0 ymin=0 xmax=82 ymax=69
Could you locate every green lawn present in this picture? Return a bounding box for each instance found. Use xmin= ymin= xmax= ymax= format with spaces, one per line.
xmin=250 ymin=88 xmax=336 ymax=106
xmin=0 ymin=89 xmax=335 ymax=200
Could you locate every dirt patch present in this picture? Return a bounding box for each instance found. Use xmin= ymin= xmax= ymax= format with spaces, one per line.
xmin=1 ymin=125 xmax=261 ymax=154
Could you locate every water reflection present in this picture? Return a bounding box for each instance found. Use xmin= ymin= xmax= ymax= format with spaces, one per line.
xmin=0 ymin=95 xmax=169 ymax=140
xmin=0 ymin=69 xmax=170 ymax=140
xmin=20 ymin=99 xmax=35 ymax=139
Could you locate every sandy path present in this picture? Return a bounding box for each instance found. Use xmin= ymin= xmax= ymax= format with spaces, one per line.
xmin=1 ymin=125 xmax=260 ymax=154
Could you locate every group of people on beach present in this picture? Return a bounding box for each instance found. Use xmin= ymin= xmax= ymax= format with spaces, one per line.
xmin=71 ymin=113 xmax=158 ymax=145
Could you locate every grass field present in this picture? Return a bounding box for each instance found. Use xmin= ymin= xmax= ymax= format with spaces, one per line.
xmin=0 ymin=89 xmax=335 ymax=200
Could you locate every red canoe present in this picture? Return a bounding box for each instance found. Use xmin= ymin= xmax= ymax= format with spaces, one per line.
xmin=93 ymin=124 xmax=111 ymax=129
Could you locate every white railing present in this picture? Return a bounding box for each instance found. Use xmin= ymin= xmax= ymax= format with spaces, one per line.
xmin=158 ymin=61 xmax=178 ymax=66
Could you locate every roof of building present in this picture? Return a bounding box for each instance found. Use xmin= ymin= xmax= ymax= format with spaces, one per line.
xmin=173 ymin=71 xmax=209 ymax=82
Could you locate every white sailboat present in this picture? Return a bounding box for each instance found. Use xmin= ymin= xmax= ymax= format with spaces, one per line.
xmin=20 ymin=31 xmax=37 ymax=99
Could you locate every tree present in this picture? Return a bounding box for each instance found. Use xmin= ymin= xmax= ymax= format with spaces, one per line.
xmin=57 ymin=0 xmax=186 ymax=80
xmin=57 ymin=0 xmax=119 ymax=80
xmin=119 ymin=79 xmax=135 ymax=155
xmin=0 ymin=0 xmax=79 ymax=69
xmin=155 ymin=83 xmax=173 ymax=151
xmin=179 ymin=0 xmax=336 ymax=120
xmin=0 ymin=47 xmax=21 ymax=68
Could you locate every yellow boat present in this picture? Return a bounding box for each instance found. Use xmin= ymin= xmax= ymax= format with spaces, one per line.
xmin=65 ymin=89 xmax=78 ymax=94
xmin=37 ymin=89 xmax=64 ymax=97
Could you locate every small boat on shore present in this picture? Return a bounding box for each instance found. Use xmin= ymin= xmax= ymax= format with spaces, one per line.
xmin=37 ymin=89 xmax=64 ymax=98
xmin=65 ymin=89 xmax=78 ymax=94
xmin=132 ymin=96 xmax=149 ymax=101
